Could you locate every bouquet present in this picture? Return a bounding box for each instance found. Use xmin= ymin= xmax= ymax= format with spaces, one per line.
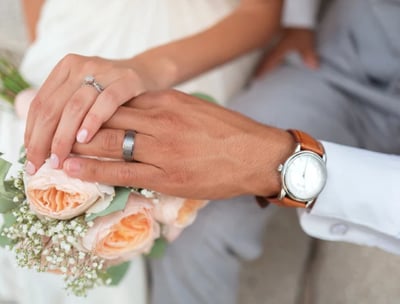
xmin=0 ymin=58 xmax=209 ymax=296
xmin=0 ymin=155 xmax=208 ymax=296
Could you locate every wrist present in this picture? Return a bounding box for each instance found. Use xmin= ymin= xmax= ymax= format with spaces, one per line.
xmin=123 ymin=52 xmax=179 ymax=91
xmin=242 ymin=127 xmax=296 ymax=197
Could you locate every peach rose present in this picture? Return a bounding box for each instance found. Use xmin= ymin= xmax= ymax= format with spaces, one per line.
xmin=25 ymin=160 xmax=114 ymax=220
xmin=153 ymin=196 xmax=208 ymax=241
xmin=81 ymin=193 xmax=160 ymax=260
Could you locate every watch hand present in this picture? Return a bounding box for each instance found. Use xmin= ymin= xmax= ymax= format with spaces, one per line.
xmin=302 ymin=158 xmax=309 ymax=179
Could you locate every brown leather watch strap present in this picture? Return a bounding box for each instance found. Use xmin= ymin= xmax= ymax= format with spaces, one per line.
xmin=256 ymin=129 xmax=325 ymax=209
xmin=288 ymin=129 xmax=325 ymax=156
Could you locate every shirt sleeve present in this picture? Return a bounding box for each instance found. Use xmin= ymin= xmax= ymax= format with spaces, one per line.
xmin=282 ymin=0 xmax=321 ymax=28
xmin=298 ymin=141 xmax=400 ymax=254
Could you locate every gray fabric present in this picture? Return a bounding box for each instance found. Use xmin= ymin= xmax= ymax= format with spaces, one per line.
xmin=149 ymin=1 xmax=400 ymax=303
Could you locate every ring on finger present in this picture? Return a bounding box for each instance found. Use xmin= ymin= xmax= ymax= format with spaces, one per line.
xmin=83 ymin=75 xmax=104 ymax=93
xmin=122 ymin=130 xmax=136 ymax=162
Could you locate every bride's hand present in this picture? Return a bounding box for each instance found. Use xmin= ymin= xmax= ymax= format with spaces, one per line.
xmin=24 ymin=54 xmax=152 ymax=174
xmin=65 ymin=90 xmax=294 ymax=199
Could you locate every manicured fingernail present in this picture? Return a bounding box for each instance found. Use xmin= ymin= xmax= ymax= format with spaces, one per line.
xmin=50 ymin=153 xmax=59 ymax=168
xmin=76 ymin=129 xmax=88 ymax=143
xmin=25 ymin=161 xmax=36 ymax=175
xmin=64 ymin=159 xmax=81 ymax=174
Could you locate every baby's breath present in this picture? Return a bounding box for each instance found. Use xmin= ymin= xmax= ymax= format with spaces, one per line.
xmin=2 ymin=200 xmax=111 ymax=296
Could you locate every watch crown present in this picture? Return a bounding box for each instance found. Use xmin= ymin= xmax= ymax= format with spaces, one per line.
xmin=277 ymin=164 xmax=284 ymax=172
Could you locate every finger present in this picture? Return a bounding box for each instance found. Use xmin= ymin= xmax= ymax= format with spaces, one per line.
xmin=71 ymin=129 xmax=157 ymax=163
xmin=301 ymin=49 xmax=320 ymax=70
xmin=124 ymin=90 xmax=199 ymax=110
xmin=25 ymin=81 xmax=79 ymax=174
xmin=103 ymin=106 xmax=154 ymax=133
xmin=254 ymin=47 xmax=286 ymax=78
xmin=50 ymin=85 xmax=100 ymax=169
xmin=63 ymin=157 xmax=164 ymax=190
xmin=77 ymin=72 xmax=145 ymax=144
xmin=25 ymin=54 xmax=80 ymax=148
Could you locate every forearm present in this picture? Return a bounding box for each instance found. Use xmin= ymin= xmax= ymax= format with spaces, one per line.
xmin=21 ymin=0 xmax=45 ymax=43
xmin=127 ymin=0 xmax=283 ymax=90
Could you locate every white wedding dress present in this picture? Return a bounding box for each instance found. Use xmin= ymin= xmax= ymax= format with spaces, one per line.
xmin=0 ymin=0 xmax=260 ymax=303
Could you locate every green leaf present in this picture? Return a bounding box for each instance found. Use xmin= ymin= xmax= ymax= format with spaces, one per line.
xmin=191 ymin=92 xmax=218 ymax=104
xmin=85 ymin=187 xmax=131 ymax=221
xmin=18 ymin=146 xmax=27 ymax=164
xmin=0 ymin=157 xmax=12 ymax=190
xmin=146 ymin=238 xmax=167 ymax=259
xmin=0 ymin=212 xmax=17 ymax=247
xmin=106 ymin=261 xmax=130 ymax=285
xmin=0 ymin=157 xmax=17 ymax=213
xmin=0 ymin=193 xmax=17 ymax=213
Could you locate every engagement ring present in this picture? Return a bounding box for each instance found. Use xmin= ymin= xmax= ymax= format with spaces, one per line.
xmin=83 ymin=75 xmax=104 ymax=93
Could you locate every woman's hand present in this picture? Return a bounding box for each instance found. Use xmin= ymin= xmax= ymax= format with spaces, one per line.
xmin=64 ymin=90 xmax=295 ymax=200
xmin=24 ymin=54 xmax=153 ymax=174
xmin=254 ymin=27 xmax=319 ymax=78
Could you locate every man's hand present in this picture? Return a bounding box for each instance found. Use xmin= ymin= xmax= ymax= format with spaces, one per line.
xmin=63 ymin=90 xmax=295 ymax=200
xmin=254 ymin=27 xmax=319 ymax=78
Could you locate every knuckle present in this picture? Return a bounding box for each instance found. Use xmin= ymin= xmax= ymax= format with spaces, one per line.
xmin=154 ymin=112 xmax=177 ymax=129
xmin=61 ymin=53 xmax=80 ymax=67
xmin=26 ymin=145 xmax=39 ymax=159
xmin=87 ymin=163 xmax=99 ymax=178
xmin=168 ymin=166 xmax=190 ymax=185
xmin=100 ymin=130 xmax=120 ymax=153
xmin=84 ymin=111 xmax=103 ymax=128
xmin=160 ymin=89 xmax=180 ymax=106
xmin=82 ymin=59 xmax=99 ymax=72
xmin=41 ymin=107 xmax=58 ymax=125
xmin=116 ymin=167 xmax=135 ymax=184
xmin=100 ymin=88 xmax=120 ymax=108
xmin=124 ymin=68 xmax=139 ymax=82
xmin=52 ymin=136 xmax=68 ymax=153
xmin=30 ymin=97 xmax=44 ymax=113
xmin=66 ymin=96 xmax=83 ymax=115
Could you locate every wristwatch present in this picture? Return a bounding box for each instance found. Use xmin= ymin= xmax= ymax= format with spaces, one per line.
xmin=257 ymin=129 xmax=327 ymax=209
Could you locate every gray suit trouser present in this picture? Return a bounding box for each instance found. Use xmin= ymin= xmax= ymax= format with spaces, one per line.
xmin=149 ymin=0 xmax=400 ymax=303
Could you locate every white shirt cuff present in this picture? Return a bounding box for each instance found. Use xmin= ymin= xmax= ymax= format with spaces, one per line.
xmin=298 ymin=141 xmax=400 ymax=253
xmin=282 ymin=0 xmax=321 ymax=28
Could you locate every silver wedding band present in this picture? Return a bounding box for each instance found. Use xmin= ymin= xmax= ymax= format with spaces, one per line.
xmin=83 ymin=75 xmax=104 ymax=93
xmin=122 ymin=130 xmax=136 ymax=162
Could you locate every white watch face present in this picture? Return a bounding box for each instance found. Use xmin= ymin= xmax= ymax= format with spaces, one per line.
xmin=283 ymin=151 xmax=327 ymax=202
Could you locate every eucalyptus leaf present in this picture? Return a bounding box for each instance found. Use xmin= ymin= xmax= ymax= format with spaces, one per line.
xmin=0 ymin=157 xmax=19 ymax=213
xmin=85 ymin=187 xmax=131 ymax=221
xmin=0 ymin=193 xmax=18 ymax=213
xmin=18 ymin=146 xmax=27 ymax=164
xmin=191 ymin=92 xmax=218 ymax=104
xmin=0 ymin=212 xmax=17 ymax=247
xmin=0 ymin=234 xmax=13 ymax=247
xmin=106 ymin=261 xmax=130 ymax=285
xmin=0 ymin=157 xmax=12 ymax=191
xmin=146 ymin=238 xmax=167 ymax=259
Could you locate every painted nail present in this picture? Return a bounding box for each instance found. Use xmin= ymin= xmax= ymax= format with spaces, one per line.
xmin=50 ymin=153 xmax=59 ymax=168
xmin=25 ymin=161 xmax=36 ymax=175
xmin=76 ymin=129 xmax=88 ymax=143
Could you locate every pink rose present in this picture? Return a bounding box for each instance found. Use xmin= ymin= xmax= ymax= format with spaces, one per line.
xmin=81 ymin=193 xmax=160 ymax=260
xmin=25 ymin=160 xmax=114 ymax=220
xmin=14 ymin=88 xmax=37 ymax=120
xmin=153 ymin=196 xmax=208 ymax=241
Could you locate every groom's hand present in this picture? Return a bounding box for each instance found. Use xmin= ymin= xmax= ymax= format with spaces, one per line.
xmin=65 ymin=90 xmax=295 ymax=199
